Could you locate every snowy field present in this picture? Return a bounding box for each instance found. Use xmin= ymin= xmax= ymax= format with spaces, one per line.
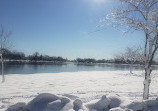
xmin=1 ymin=71 xmax=158 ymax=111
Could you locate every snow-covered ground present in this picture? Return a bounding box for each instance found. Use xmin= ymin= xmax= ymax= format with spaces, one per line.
xmin=1 ymin=71 xmax=158 ymax=111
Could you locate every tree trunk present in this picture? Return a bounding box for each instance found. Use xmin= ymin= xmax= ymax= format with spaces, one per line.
xmin=143 ymin=39 xmax=153 ymax=100
xmin=130 ymin=63 xmax=133 ymax=74
xmin=1 ymin=54 xmax=4 ymax=83
xmin=143 ymin=67 xmax=151 ymax=99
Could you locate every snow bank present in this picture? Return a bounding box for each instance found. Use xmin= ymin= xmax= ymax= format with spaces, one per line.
xmin=6 ymin=93 xmax=86 ymax=111
xmin=6 ymin=93 xmax=158 ymax=111
xmin=26 ymin=93 xmax=75 ymax=111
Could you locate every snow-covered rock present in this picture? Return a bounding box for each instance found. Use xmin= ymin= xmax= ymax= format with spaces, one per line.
xmin=60 ymin=96 xmax=71 ymax=105
xmin=45 ymin=96 xmax=72 ymax=111
xmin=26 ymin=93 xmax=59 ymax=111
xmin=73 ymin=99 xmax=87 ymax=111
xmin=143 ymin=98 xmax=158 ymax=111
xmin=6 ymin=102 xmax=26 ymax=111
xmin=124 ymin=100 xmax=145 ymax=111
xmin=86 ymin=95 xmax=110 ymax=111
xmin=108 ymin=95 xmax=122 ymax=108
xmin=144 ymin=98 xmax=158 ymax=107
xmin=44 ymin=99 xmax=62 ymax=111
xmin=61 ymin=102 xmax=74 ymax=111
xmin=73 ymin=99 xmax=83 ymax=110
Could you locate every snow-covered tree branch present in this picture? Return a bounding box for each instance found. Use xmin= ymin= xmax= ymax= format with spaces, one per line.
xmin=103 ymin=0 xmax=158 ymax=99
xmin=116 ymin=46 xmax=143 ymax=74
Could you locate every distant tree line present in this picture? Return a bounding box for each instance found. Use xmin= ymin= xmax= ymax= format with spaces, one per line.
xmin=27 ymin=52 xmax=67 ymax=62
xmin=75 ymin=58 xmax=117 ymax=64
xmin=3 ymin=49 xmax=25 ymax=60
xmin=75 ymin=58 xmax=136 ymax=64
xmin=2 ymin=49 xmax=67 ymax=63
xmin=1 ymin=48 xmax=158 ymax=65
xmin=75 ymin=57 xmax=158 ymax=65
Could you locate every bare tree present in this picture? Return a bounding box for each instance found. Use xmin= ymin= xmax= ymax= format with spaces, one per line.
xmin=0 ymin=26 xmax=11 ymax=83
xmin=117 ymin=47 xmax=142 ymax=74
xmin=103 ymin=0 xmax=158 ymax=99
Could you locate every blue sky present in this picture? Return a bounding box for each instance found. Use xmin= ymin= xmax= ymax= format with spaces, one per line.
xmin=0 ymin=0 xmax=144 ymax=59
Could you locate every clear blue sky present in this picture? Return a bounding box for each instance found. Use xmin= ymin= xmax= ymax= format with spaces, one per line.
xmin=0 ymin=0 xmax=145 ymax=59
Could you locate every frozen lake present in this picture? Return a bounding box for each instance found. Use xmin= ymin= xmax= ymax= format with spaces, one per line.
xmin=2 ymin=62 xmax=156 ymax=74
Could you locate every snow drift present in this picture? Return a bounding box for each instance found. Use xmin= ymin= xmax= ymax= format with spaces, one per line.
xmin=6 ymin=93 xmax=158 ymax=111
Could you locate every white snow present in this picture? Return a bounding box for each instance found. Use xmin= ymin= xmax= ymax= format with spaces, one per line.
xmin=1 ymin=71 xmax=158 ymax=111
xmin=85 ymin=95 xmax=110 ymax=110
